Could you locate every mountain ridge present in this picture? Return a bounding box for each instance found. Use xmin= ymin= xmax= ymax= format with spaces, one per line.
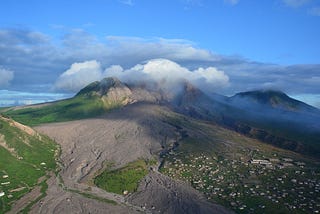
xmin=230 ymin=89 xmax=319 ymax=114
xmin=3 ymin=77 xmax=320 ymax=157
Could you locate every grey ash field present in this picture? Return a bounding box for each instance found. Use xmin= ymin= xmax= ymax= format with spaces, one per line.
xmin=1 ymin=77 xmax=320 ymax=214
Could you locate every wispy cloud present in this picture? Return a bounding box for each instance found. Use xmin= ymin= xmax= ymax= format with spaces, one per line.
xmin=0 ymin=90 xmax=70 ymax=107
xmin=119 ymin=0 xmax=134 ymax=6
xmin=282 ymin=0 xmax=310 ymax=8
xmin=224 ymin=0 xmax=239 ymax=6
xmin=309 ymin=6 xmax=320 ymax=16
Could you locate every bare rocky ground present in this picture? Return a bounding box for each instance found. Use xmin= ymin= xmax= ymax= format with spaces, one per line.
xmin=31 ymin=103 xmax=232 ymax=214
xmin=128 ymin=171 xmax=231 ymax=214
xmin=30 ymin=175 xmax=140 ymax=214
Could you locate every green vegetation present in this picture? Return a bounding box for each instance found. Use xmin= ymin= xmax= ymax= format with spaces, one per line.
xmin=3 ymin=94 xmax=122 ymax=126
xmin=94 ymin=159 xmax=149 ymax=195
xmin=68 ymin=188 xmax=117 ymax=205
xmin=20 ymin=178 xmax=49 ymax=214
xmin=0 ymin=117 xmax=57 ymax=213
xmin=159 ymin=114 xmax=320 ymax=214
xmin=0 ymin=107 xmax=9 ymax=113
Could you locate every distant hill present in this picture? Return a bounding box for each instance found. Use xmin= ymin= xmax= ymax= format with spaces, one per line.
xmin=220 ymin=90 xmax=320 ymax=157
xmin=230 ymin=90 xmax=319 ymax=114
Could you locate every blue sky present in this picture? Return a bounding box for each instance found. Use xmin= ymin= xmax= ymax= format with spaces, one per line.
xmin=0 ymin=0 xmax=319 ymax=107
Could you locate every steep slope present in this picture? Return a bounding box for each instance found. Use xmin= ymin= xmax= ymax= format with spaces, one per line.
xmin=0 ymin=115 xmax=57 ymax=213
xmin=76 ymin=77 xmax=133 ymax=105
xmin=33 ymin=102 xmax=319 ymax=214
xmin=34 ymin=103 xmax=233 ymax=214
xmin=221 ymin=90 xmax=320 ymax=156
xmin=3 ymin=77 xmax=133 ymax=126
xmin=170 ymin=81 xmax=228 ymax=121
xmin=170 ymin=87 xmax=320 ymax=157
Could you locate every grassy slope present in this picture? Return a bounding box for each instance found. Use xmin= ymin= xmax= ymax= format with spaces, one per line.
xmin=94 ymin=160 xmax=149 ymax=195
xmin=3 ymin=94 xmax=122 ymax=126
xmin=0 ymin=118 xmax=57 ymax=213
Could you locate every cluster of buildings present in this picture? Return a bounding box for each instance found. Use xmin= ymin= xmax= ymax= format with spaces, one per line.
xmin=162 ymin=151 xmax=320 ymax=213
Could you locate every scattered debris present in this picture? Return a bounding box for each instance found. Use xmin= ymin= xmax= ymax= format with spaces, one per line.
xmin=9 ymin=187 xmax=26 ymax=192
xmin=1 ymin=182 xmax=10 ymax=185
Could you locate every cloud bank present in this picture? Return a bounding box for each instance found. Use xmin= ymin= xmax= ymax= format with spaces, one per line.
xmin=54 ymin=59 xmax=229 ymax=93
xmin=54 ymin=60 xmax=103 ymax=92
xmin=1 ymin=28 xmax=320 ymax=107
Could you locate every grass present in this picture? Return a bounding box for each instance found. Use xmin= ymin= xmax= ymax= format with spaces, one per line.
xmin=0 ymin=117 xmax=57 ymax=213
xmin=94 ymin=159 xmax=149 ymax=195
xmin=68 ymin=189 xmax=117 ymax=205
xmin=3 ymin=94 xmax=123 ymax=126
xmin=20 ymin=178 xmax=49 ymax=214
xmin=0 ymin=107 xmax=9 ymax=113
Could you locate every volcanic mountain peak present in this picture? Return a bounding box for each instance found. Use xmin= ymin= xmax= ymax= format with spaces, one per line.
xmin=234 ymin=90 xmax=289 ymax=102
xmin=231 ymin=89 xmax=318 ymax=113
xmin=76 ymin=77 xmax=130 ymax=97
xmin=165 ymin=79 xmax=209 ymax=107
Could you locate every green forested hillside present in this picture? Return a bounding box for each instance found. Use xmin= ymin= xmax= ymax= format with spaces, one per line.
xmin=0 ymin=116 xmax=57 ymax=213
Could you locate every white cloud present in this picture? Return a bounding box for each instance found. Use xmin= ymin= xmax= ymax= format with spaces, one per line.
xmin=224 ymin=0 xmax=239 ymax=6
xmin=193 ymin=67 xmax=229 ymax=88
xmin=54 ymin=60 xmax=102 ymax=92
xmin=1 ymin=29 xmax=320 ymax=98
xmin=0 ymin=68 xmax=14 ymax=87
xmin=103 ymin=65 xmax=124 ymax=77
xmin=104 ymin=58 xmax=229 ymax=93
xmin=0 ymin=29 xmax=221 ymax=92
xmin=54 ymin=58 xmax=229 ymax=94
xmin=282 ymin=0 xmax=309 ymax=8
